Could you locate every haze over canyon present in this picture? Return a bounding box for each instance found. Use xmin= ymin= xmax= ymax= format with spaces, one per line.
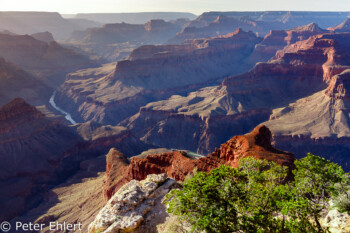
xmin=1 ymin=8 xmax=350 ymax=233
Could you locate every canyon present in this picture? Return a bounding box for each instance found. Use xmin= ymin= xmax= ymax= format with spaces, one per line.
xmin=55 ymin=28 xmax=262 ymax=125
xmin=0 ymin=99 xmax=150 ymax=222
xmin=2 ymin=10 xmax=350 ymax=232
xmin=16 ymin=125 xmax=294 ymax=233
xmin=124 ymin=30 xmax=350 ymax=169
xmin=169 ymin=11 xmax=350 ymax=43
xmin=66 ymin=19 xmax=190 ymax=61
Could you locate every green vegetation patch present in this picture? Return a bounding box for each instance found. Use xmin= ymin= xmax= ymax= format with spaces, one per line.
xmin=166 ymin=153 xmax=350 ymax=233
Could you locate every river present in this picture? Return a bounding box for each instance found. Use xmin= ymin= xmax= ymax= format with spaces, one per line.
xmin=49 ymin=91 xmax=77 ymax=125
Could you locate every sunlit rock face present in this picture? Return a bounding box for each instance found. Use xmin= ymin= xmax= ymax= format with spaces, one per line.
xmin=103 ymin=126 xmax=295 ymax=200
xmin=89 ymin=173 xmax=174 ymax=233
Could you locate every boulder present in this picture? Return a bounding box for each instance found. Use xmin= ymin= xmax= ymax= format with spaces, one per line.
xmin=89 ymin=173 xmax=175 ymax=233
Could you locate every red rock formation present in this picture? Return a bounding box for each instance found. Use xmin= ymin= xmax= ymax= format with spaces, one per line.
xmin=226 ymin=33 xmax=350 ymax=90
xmin=273 ymin=33 xmax=350 ymax=82
xmin=247 ymin=22 xmax=329 ymax=67
xmin=210 ymin=125 xmax=294 ymax=168
xmin=104 ymin=125 xmax=295 ymax=200
xmin=103 ymin=148 xmax=130 ymax=200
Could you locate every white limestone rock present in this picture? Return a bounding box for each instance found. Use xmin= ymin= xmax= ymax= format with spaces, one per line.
xmin=323 ymin=208 xmax=350 ymax=233
xmin=88 ymin=173 xmax=172 ymax=233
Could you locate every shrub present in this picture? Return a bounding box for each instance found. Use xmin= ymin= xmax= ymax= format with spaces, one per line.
xmin=165 ymin=154 xmax=349 ymax=233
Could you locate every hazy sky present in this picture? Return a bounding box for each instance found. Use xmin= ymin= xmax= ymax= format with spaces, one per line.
xmin=2 ymin=0 xmax=350 ymax=15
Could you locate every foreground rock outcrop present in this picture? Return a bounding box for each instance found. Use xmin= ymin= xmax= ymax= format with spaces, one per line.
xmin=89 ymin=173 xmax=175 ymax=233
xmin=90 ymin=126 xmax=294 ymax=232
xmin=104 ymin=125 xmax=295 ymax=200
xmin=322 ymin=207 xmax=350 ymax=233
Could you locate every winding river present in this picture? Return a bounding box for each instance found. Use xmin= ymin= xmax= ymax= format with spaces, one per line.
xmin=49 ymin=91 xmax=77 ymax=125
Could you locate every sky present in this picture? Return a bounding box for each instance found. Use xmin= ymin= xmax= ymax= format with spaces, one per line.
xmin=2 ymin=0 xmax=350 ymax=15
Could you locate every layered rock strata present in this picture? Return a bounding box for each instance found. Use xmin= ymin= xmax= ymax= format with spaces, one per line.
xmin=104 ymin=125 xmax=295 ymax=200
xmin=56 ymin=29 xmax=262 ymax=125
xmin=125 ymin=33 xmax=350 ymax=155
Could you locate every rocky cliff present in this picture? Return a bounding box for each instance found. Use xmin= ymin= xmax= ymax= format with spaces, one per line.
xmin=89 ymin=173 xmax=177 ymax=233
xmin=125 ymin=33 xmax=350 ymax=154
xmin=0 ymin=98 xmax=82 ymax=222
xmin=103 ymin=125 xmax=295 ymax=200
xmin=264 ymin=69 xmax=350 ymax=169
xmin=248 ymin=22 xmax=329 ymax=65
xmin=56 ymin=28 xmax=262 ymax=125
xmin=0 ymin=99 xmax=151 ymax=222
xmin=90 ymin=126 xmax=294 ymax=232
